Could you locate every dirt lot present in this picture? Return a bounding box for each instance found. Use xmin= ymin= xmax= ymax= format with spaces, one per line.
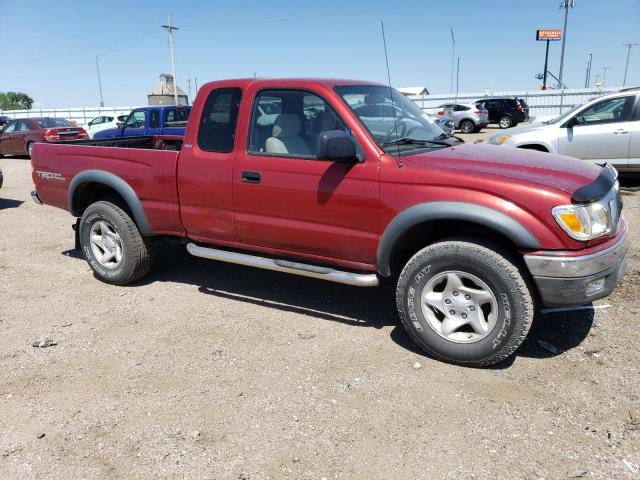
xmin=1 ymin=149 xmax=639 ymax=480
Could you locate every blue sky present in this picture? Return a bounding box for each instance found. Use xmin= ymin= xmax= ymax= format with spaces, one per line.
xmin=1 ymin=0 xmax=639 ymax=108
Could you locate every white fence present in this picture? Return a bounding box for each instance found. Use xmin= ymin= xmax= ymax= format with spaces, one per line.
xmin=0 ymin=106 xmax=144 ymax=127
xmin=409 ymin=87 xmax=621 ymax=118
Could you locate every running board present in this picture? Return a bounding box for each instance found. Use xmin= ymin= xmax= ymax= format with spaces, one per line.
xmin=186 ymin=243 xmax=379 ymax=287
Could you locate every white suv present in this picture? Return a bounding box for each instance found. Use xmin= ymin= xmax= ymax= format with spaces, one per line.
xmin=489 ymin=88 xmax=640 ymax=172
xmin=85 ymin=113 xmax=129 ymax=139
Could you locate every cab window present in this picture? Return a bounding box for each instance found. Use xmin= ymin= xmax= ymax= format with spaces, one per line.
xmin=125 ymin=111 xmax=146 ymax=129
xmin=197 ymin=88 xmax=242 ymax=153
xmin=248 ymin=89 xmax=348 ymax=158
xmin=149 ymin=110 xmax=160 ymax=129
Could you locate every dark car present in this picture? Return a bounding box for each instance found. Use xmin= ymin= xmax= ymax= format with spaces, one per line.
xmin=0 ymin=118 xmax=87 ymax=157
xmin=475 ymin=97 xmax=530 ymax=129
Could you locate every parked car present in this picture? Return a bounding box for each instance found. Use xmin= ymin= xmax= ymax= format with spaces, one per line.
xmin=85 ymin=113 xmax=129 ymax=139
xmin=488 ymin=88 xmax=640 ymax=172
xmin=0 ymin=118 xmax=87 ymax=157
xmin=31 ymin=78 xmax=626 ymax=367
xmin=425 ymin=103 xmax=489 ymax=133
xmin=475 ymin=97 xmax=529 ymax=128
xmin=93 ymin=105 xmax=191 ymax=139
xmin=425 ymin=112 xmax=455 ymax=136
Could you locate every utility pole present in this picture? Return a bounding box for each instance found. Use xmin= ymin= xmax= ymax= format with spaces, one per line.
xmin=187 ymin=78 xmax=192 ymax=104
xmin=601 ymin=66 xmax=610 ymax=87
xmin=449 ymin=25 xmax=455 ymax=94
xmin=558 ymin=0 xmax=574 ymax=87
xmin=161 ymin=13 xmax=180 ymax=105
xmin=622 ymin=43 xmax=638 ymax=87
xmin=585 ymin=53 xmax=592 ymax=88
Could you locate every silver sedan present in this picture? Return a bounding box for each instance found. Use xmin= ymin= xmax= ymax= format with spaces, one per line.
xmin=488 ymin=88 xmax=640 ymax=172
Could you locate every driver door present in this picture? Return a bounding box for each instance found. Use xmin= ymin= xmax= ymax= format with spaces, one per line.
xmin=122 ymin=110 xmax=147 ymax=137
xmin=233 ymin=88 xmax=380 ymax=266
xmin=558 ymin=95 xmax=636 ymax=168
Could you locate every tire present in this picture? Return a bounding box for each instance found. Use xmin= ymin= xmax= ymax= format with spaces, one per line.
xmin=396 ymin=238 xmax=533 ymax=367
xmin=498 ymin=116 xmax=513 ymax=129
xmin=459 ymin=119 xmax=475 ymax=134
xmin=27 ymin=142 xmax=34 ymax=157
xmin=79 ymin=201 xmax=153 ymax=285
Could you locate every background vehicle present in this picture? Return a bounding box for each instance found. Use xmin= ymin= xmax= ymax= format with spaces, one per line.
xmin=85 ymin=113 xmax=129 ymax=139
xmin=0 ymin=117 xmax=87 ymax=157
xmin=425 ymin=112 xmax=455 ymax=135
xmin=31 ymin=78 xmax=626 ymax=367
xmin=424 ymin=103 xmax=489 ymax=133
xmin=94 ymin=105 xmax=191 ymax=139
xmin=489 ymin=87 xmax=640 ymax=172
xmin=476 ymin=97 xmax=529 ymax=128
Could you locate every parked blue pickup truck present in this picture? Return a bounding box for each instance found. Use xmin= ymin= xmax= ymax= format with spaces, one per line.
xmin=94 ymin=105 xmax=191 ymax=139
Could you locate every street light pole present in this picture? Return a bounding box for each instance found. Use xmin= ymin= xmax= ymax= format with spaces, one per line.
xmin=585 ymin=53 xmax=592 ymax=88
xmin=558 ymin=0 xmax=574 ymax=87
xmin=95 ymin=49 xmax=114 ymax=108
xmin=95 ymin=56 xmax=104 ymax=108
xmin=449 ymin=25 xmax=455 ymax=94
xmin=601 ymin=66 xmax=610 ymax=87
xmin=622 ymin=43 xmax=638 ymax=87
xmin=162 ymin=13 xmax=180 ymax=105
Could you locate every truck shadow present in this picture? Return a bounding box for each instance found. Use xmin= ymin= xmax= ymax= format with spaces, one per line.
xmin=64 ymin=242 xmax=596 ymax=367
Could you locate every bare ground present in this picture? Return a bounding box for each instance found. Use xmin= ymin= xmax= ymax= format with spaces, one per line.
xmin=1 ymin=152 xmax=639 ymax=480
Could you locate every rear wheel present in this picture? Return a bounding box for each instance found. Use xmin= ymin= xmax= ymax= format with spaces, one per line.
xmin=27 ymin=142 xmax=34 ymax=157
xmin=498 ymin=116 xmax=514 ymax=129
xmin=459 ymin=119 xmax=475 ymax=134
xmin=79 ymin=201 xmax=153 ymax=285
xmin=396 ymin=238 xmax=533 ymax=367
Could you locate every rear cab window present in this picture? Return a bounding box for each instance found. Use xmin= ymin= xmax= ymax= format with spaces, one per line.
xmin=197 ymin=88 xmax=242 ymax=153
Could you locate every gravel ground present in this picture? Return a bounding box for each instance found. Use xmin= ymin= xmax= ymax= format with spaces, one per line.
xmin=1 ymin=151 xmax=639 ymax=480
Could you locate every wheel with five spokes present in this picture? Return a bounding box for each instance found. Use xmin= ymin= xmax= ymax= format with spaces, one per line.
xmin=396 ymin=238 xmax=533 ymax=367
xmin=79 ymin=201 xmax=153 ymax=285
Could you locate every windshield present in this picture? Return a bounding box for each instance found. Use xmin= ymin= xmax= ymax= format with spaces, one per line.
xmin=335 ymin=85 xmax=448 ymax=153
xmin=35 ymin=118 xmax=74 ymax=128
xmin=543 ymin=97 xmax=595 ymax=124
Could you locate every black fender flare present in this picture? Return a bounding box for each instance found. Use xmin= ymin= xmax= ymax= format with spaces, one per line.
xmin=376 ymin=201 xmax=540 ymax=276
xmin=68 ymin=170 xmax=153 ymax=236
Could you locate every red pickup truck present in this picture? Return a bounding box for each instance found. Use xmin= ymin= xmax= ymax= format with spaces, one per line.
xmin=31 ymin=78 xmax=627 ymax=366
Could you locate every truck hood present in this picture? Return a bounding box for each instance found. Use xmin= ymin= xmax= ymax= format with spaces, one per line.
xmin=404 ymin=143 xmax=601 ymax=195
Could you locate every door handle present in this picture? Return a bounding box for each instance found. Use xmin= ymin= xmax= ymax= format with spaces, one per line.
xmin=241 ymin=171 xmax=261 ymax=183
xmin=613 ymin=129 xmax=629 ymax=134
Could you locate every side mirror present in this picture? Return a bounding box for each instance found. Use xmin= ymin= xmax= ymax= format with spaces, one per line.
xmin=566 ymin=116 xmax=584 ymax=128
xmin=316 ymin=130 xmax=357 ymax=162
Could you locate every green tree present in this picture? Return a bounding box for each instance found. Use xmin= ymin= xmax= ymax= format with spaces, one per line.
xmin=0 ymin=91 xmax=34 ymax=110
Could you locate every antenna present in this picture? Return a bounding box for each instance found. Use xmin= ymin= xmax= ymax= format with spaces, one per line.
xmin=380 ymin=20 xmax=403 ymax=168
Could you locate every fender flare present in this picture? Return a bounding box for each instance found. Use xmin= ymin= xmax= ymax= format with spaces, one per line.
xmin=376 ymin=201 xmax=540 ymax=276
xmin=68 ymin=170 xmax=153 ymax=236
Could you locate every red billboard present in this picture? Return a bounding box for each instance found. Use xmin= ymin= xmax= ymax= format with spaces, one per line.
xmin=536 ymin=29 xmax=562 ymax=41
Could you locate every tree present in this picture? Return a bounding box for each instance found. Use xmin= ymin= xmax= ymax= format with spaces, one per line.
xmin=0 ymin=91 xmax=34 ymax=110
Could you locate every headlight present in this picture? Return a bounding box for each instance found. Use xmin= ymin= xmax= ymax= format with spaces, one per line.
xmin=489 ymin=135 xmax=510 ymax=145
xmin=552 ymin=184 xmax=619 ymax=241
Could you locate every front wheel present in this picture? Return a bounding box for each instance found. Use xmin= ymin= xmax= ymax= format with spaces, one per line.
xmin=27 ymin=142 xmax=34 ymax=157
xmin=79 ymin=201 xmax=153 ymax=285
xmin=396 ymin=239 xmax=533 ymax=367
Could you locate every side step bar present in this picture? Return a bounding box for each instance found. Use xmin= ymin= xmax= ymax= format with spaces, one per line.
xmin=186 ymin=243 xmax=379 ymax=287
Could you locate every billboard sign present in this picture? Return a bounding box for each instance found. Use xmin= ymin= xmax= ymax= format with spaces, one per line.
xmin=536 ymin=29 xmax=562 ymax=41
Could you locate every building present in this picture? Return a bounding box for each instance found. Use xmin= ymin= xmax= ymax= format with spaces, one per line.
xmin=397 ymin=86 xmax=430 ymax=97
xmin=148 ymin=74 xmax=188 ymax=106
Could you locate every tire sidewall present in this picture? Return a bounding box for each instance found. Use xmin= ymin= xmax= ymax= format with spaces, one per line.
xmin=398 ymin=245 xmax=524 ymax=364
xmin=460 ymin=120 xmax=474 ymax=133
xmin=80 ymin=203 xmax=135 ymax=284
xmin=499 ymin=116 xmax=513 ymax=128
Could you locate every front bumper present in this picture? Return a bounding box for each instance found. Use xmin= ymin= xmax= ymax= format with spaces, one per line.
xmin=524 ymin=228 xmax=628 ymax=306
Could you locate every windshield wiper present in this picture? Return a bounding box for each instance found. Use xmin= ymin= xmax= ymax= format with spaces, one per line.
xmin=382 ymin=137 xmax=451 ymax=148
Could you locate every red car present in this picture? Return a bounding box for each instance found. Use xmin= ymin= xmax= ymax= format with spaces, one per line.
xmin=0 ymin=117 xmax=87 ymax=157
xmin=30 ymin=78 xmax=626 ymax=366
